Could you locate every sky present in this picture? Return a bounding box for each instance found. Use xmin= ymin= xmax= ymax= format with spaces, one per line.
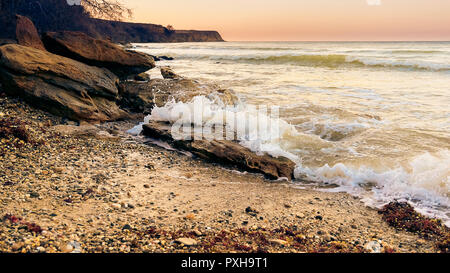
xmin=121 ymin=0 xmax=450 ymax=41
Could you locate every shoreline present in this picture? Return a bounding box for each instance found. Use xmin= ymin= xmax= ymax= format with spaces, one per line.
xmin=0 ymin=95 xmax=445 ymax=253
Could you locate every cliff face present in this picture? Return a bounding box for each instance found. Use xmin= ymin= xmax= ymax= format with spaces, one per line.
xmin=0 ymin=0 xmax=224 ymax=43
xmin=90 ymin=19 xmax=224 ymax=43
xmin=171 ymin=30 xmax=224 ymax=43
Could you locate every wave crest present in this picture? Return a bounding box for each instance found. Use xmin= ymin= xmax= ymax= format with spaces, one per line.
xmin=197 ymin=54 xmax=450 ymax=71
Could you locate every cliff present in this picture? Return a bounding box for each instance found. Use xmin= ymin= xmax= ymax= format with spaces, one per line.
xmin=0 ymin=0 xmax=224 ymax=43
xmin=90 ymin=19 xmax=224 ymax=43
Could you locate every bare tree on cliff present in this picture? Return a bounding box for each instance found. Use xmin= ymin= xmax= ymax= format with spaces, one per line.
xmin=82 ymin=0 xmax=132 ymax=21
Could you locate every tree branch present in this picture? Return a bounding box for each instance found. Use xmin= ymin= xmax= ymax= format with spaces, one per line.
xmin=82 ymin=0 xmax=132 ymax=21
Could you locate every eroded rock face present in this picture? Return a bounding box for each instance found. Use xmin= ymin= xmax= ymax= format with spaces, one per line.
xmin=42 ymin=31 xmax=155 ymax=79
xmin=142 ymin=121 xmax=296 ymax=180
xmin=0 ymin=44 xmax=127 ymax=122
xmin=119 ymin=78 xmax=237 ymax=113
xmin=0 ymin=13 xmax=45 ymax=51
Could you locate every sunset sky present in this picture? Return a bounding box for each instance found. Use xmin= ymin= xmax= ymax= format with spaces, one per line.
xmin=121 ymin=0 xmax=450 ymax=41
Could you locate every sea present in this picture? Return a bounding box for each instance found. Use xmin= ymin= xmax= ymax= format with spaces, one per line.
xmin=132 ymin=41 xmax=450 ymax=226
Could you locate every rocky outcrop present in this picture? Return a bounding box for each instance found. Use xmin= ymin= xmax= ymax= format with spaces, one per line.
xmin=42 ymin=31 xmax=155 ymax=80
xmin=160 ymin=67 xmax=180 ymax=79
xmin=119 ymin=78 xmax=237 ymax=113
xmin=142 ymin=121 xmax=296 ymax=180
xmin=0 ymin=44 xmax=127 ymax=122
xmin=0 ymin=13 xmax=45 ymax=51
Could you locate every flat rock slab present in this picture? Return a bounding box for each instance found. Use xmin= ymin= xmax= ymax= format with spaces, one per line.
xmin=42 ymin=31 xmax=155 ymax=79
xmin=142 ymin=121 xmax=296 ymax=180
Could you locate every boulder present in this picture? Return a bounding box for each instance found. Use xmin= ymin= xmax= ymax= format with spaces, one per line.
xmin=0 ymin=13 xmax=45 ymax=51
xmin=119 ymin=78 xmax=237 ymax=113
xmin=42 ymin=31 xmax=155 ymax=79
xmin=0 ymin=44 xmax=127 ymax=122
xmin=142 ymin=121 xmax=296 ymax=180
xmin=160 ymin=66 xmax=180 ymax=79
xmin=141 ymin=55 xmax=173 ymax=62
xmin=133 ymin=73 xmax=150 ymax=82
xmin=159 ymin=56 xmax=174 ymax=61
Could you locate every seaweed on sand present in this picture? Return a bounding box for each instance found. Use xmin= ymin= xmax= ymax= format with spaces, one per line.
xmin=379 ymin=202 xmax=450 ymax=253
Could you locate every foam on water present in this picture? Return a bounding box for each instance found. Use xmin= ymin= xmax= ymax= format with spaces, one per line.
xmin=130 ymin=96 xmax=450 ymax=226
xmin=294 ymin=150 xmax=450 ymax=226
xmin=131 ymin=41 xmax=450 ymax=226
xmin=145 ymin=96 xmax=302 ymax=162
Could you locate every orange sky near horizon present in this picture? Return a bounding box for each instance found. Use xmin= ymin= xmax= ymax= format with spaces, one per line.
xmin=121 ymin=0 xmax=450 ymax=41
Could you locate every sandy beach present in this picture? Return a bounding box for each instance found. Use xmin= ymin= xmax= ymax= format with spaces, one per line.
xmin=1 ymin=95 xmax=447 ymax=253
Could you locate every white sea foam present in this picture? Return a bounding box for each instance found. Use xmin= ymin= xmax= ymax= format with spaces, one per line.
xmin=130 ymin=96 xmax=449 ymax=225
xmin=131 ymin=41 xmax=450 ymax=225
xmin=294 ymin=150 xmax=450 ymax=226
xmin=140 ymin=96 xmax=302 ymax=162
xmin=127 ymin=115 xmax=152 ymax=135
xmin=298 ymin=116 xmax=382 ymax=141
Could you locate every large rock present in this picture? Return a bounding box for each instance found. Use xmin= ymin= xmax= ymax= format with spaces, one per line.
xmin=160 ymin=66 xmax=180 ymax=79
xmin=133 ymin=73 xmax=150 ymax=82
xmin=119 ymin=78 xmax=237 ymax=113
xmin=142 ymin=121 xmax=296 ymax=180
xmin=0 ymin=44 xmax=127 ymax=122
xmin=42 ymin=31 xmax=155 ymax=79
xmin=0 ymin=13 xmax=45 ymax=51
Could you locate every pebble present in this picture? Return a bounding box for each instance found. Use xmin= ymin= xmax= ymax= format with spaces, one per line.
xmin=296 ymin=213 xmax=305 ymax=218
xmin=175 ymin=238 xmax=197 ymax=246
xmin=111 ymin=203 xmax=121 ymax=209
xmin=61 ymin=243 xmax=74 ymax=253
xmin=36 ymin=246 xmax=46 ymax=253
xmin=11 ymin=242 xmax=24 ymax=251
xmin=245 ymin=207 xmax=258 ymax=216
xmin=185 ymin=213 xmax=196 ymax=220
xmin=364 ymin=240 xmax=382 ymax=253
xmin=269 ymin=239 xmax=288 ymax=246
xmin=53 ymin=167 xmax=65 ymax=173
xmin=122 ymin=224 xmax=132 ymax=230
xmin=69 ymin=241 xmax=82 ymax=253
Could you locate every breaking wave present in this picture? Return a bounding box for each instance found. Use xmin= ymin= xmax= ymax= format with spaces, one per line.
xmin=129 ymin=95 xmax=450 ymax=226
xmin=294 ymin=150 xmax=450 ymax=226
xmin=180 ymin=54 xmax=450 ymax=71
